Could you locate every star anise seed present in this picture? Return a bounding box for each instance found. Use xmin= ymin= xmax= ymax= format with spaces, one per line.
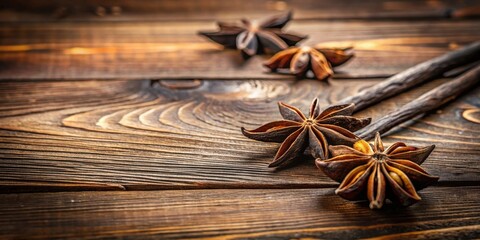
xmin=316 ymin=132 xmax=439 ymax=209
xmin=241 ymin=98 xmax=371 ymax=168
xmin=198 ymin=11 xmax=307 ymax=58
xmin=264 ymin=46 xmax=354 ymax=80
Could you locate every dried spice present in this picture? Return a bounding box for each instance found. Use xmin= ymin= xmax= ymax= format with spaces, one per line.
xmin=355 ymin=64 xmax=480 ymax=140
xmin=336 ymin=42 xmax=480 ymax=112
xmin=264 ymin=46 xmax=354 ymax=80
xmin=198 ymin=11 xmax=307 ymax=58
xmin=241 ymin=98 xmax=371 ymax=168
xmin=316 ymin=132 xmax=439 ymax=209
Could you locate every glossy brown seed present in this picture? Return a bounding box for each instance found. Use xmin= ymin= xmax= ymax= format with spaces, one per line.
xmin=241 ymin=98 xmax=371 ymax=168
xmin=316 ymin=132 xmax=439 ymax=209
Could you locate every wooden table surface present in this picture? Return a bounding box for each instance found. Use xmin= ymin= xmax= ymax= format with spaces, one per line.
xmin=1 ymin=1 xmax=480 ymax=239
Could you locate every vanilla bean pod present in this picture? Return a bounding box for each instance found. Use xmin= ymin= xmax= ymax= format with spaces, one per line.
xmin=356 ymin=64 xmax=480 ymax=140
xmin=337 ymin=41 xmax=480 ymax=112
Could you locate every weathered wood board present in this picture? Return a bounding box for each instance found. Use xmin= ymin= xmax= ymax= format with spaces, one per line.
xmin=0 ymin=0 xmax=479 ymax=238
xmin=1 ymin=0 xmax=479 ymax=22
xmin=0 ymin=21 xmax=479 ymax=79
xmin=0 ymin=79 xmax=478 ymax=192
xmin=1 ymin=187 xmax=479 ymax=239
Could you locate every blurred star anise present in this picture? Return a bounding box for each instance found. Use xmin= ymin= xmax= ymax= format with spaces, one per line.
xmin=316 ymin=132 xmax=439 ymax=209
xmin=241 ymin=98 xmax=371 ymax=168
xmin=264 ymin=46 xmax=354 ymax=80
xmin=198 ymin=11 xmax=307 ymax=58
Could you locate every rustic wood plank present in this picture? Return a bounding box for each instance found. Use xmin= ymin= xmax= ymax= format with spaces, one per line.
xmin=0 ymin=187 xmax=479 ymax=239
xmin=0 ymin=20 xmax=479 ymax=80
xmin=1 ymin=0 xmax=479 ymax=22
xmin=0 ymin=79 xmax=478 ymax=191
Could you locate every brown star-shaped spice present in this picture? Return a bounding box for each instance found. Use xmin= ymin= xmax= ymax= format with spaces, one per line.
xmin=264 ymin=46 xmax=354 ymax=80
xmin=198 ymin=11 xmax=307 ymax=58
xmin=316 ymin=132 xmax=439 ymax=209
xmin=241 ymin=98 xmax=371 ymax=168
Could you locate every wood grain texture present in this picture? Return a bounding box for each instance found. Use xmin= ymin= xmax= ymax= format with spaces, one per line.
xmin=1 ymin=0 xmax=479 ymax=22
xmin=0 ymin=79 xmax=478 ymax=192
xmin=1 ymin=1 xmax=479 ymax=239
xmin=0 ymin=20 xmax=479 ymax=80
xmin=0 ymin=187 xmax=479 ymax=239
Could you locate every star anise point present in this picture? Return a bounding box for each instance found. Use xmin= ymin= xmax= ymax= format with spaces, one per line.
xmin=316 ymin=132 xmax=439 ymax=208
xmin=198 ymin=11 xmax=307 ymax=58
xmin=265 ymin=46 xmax=355 ymax=80
xmin=242 ymin=99 xmax=370 ymax=168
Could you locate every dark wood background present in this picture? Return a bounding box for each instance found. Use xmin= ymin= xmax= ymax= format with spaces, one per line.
xmin=0 ymin=0 xmax=479 ymax=239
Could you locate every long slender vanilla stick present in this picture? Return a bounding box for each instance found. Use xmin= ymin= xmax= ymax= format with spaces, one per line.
xmin=337 ymin=41 xmax=480 ymax=112
xmin=357 ymin=64 xmax=480 ymax=140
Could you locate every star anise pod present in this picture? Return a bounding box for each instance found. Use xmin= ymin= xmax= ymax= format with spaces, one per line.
xmin=241 ymin=98 xmax=371 ymax=168
xmin=316 ymin=132 xmax=439 ymax=209
xmin=264 ymin=46 xmax=354 ymax=80
xmin=198 ymin=11 xmax=307 ymax=58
